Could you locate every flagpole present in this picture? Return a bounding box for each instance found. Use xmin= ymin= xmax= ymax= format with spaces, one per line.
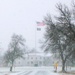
xmin=34 ymin=23 xmax=37 ymax=66
xmin=35 ymin=21 xmax=45 ymax=51
xmin=35 ymin=23 xmax=37 ymax=51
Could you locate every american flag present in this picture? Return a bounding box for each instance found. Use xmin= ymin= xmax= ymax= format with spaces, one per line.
xmin=36 ymin=21 xmax=45 ymax=26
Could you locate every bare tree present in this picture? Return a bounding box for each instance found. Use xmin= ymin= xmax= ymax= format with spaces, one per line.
xmin=4 ymin=34 xmax=25 ymax=71
xmin=43 ymin=3 xmax=75 ymax=72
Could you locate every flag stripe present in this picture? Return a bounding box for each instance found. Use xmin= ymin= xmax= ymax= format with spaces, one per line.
xmin=36 ymin=22 xmax=45 ymax=26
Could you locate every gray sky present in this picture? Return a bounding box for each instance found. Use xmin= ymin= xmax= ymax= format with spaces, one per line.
xmin=0 ymin=0 xmax=72 ymax=53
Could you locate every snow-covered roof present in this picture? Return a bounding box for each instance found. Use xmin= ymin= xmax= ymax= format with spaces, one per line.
xmin=25 ymin=52 xmax=52 ymax=57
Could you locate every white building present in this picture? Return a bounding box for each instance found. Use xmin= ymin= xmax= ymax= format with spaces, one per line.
xmin=14 ymin=51 xmax=53 ymax=66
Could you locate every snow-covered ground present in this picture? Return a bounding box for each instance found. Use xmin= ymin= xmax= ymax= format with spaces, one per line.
xmin=0 ymin=66 xmax=74 ymax=75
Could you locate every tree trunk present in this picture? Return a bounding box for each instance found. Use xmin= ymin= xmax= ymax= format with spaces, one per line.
xmin=62 ymin=60 xmax=66 ymax=72
xmin=10 ymin=61 xmax=13 ymax=72
xmin=10 ymin=66 xmax=13 ymax=72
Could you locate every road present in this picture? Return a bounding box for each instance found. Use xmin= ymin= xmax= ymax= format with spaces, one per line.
xmin=0 ymin=66 xmax=74 ymax=75
xmin=2 ymin=66 xmax=61 ymax=75
xmin=0 ymin=66 xmax=64 ymax=75
xmin=18 ymin=70 xmax=58 ymax=75
xmin=27 ymin=70 xmax=58 ymax=75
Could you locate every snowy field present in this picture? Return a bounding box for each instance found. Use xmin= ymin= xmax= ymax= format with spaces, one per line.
xmin=0 ymin=66 xmax=74 ymax=75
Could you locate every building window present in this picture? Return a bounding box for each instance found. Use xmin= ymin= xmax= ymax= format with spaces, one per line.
xmin=39 ymin=61 xmax=42 ymax=64
xmin=19 ymin=62 xmax=20 ymax=64
xmin=27 ymin=62 xmax=29 ymax=64
xmin=24 ymin=57 xmax=25 ymax=60
xmin=28 ymin=57 xmax=29 ymax=59
xmin=36 ymin=57 xmax=37 ymax=59
xmin=48 ymin=57 xmax=50 ymax=59
xmin=31 ymin=61 xmax=33 ymax=64
xmin=31 ymin=57 xmax=33 ymax=59
xmin=44 ymin=57 xmax=46 ymax=59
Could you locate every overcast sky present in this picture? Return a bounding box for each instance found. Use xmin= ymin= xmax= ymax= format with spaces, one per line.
xmin=0 ymin=0 xmax=72 ymax=53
